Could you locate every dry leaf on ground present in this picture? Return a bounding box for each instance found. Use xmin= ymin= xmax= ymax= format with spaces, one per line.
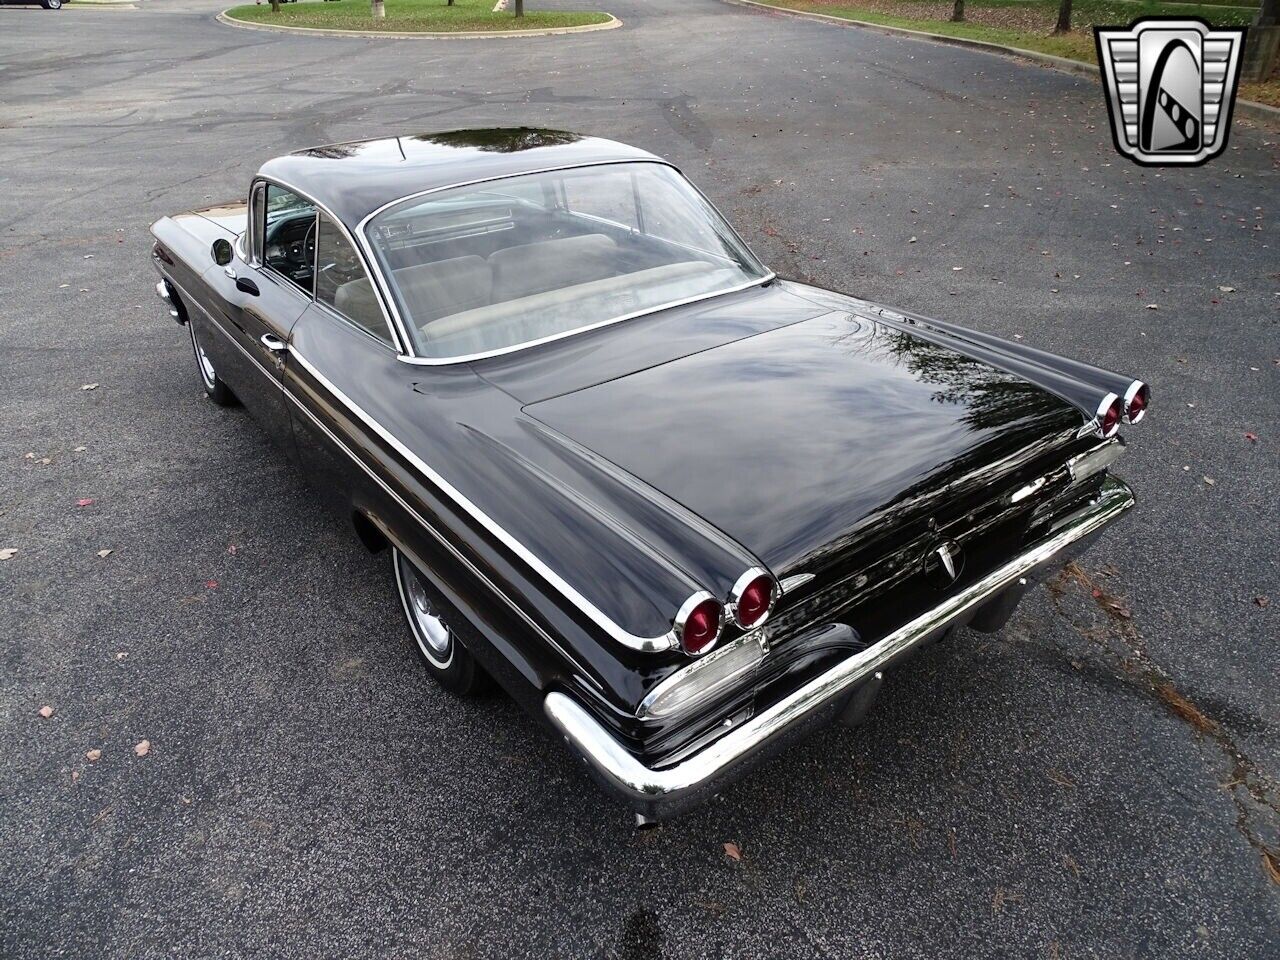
xmin=38 ymin=705 xmax=54 ymax=718
xmin=723 ymin=841 xmax=743 ymax=862
xmin=134 ymin=740 xmax=151 ymax=758
xmin=80 ymin=383 xmax=99 ymax=391
xmin=96 ymin=549 xmax=113 ymax=559
xmin=0 ymin=548 xmax=17 ymax=561
xmin=86 ymin=749 xmax=102 ymax=762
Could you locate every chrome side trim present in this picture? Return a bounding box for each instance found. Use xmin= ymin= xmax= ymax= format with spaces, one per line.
xmin=778 ymin=573 xmax=815 ymax=594
xmin=545 ymin=476 xmax=1135 ymax=807
xmin=163 ymin=274 xmax=598 ymax=682
xmin=1123 ymin=379 xmax=1148 ymax=424
xmin=285 ymin=346 xmax=685 ymax=653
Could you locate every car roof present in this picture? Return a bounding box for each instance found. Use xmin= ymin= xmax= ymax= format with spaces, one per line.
xmin=256 ymin=128 xmax=665 ymax=227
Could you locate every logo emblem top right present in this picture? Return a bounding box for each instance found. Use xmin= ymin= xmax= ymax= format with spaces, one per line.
xmin=1095 ymin=17 xmax=1247 ymax=167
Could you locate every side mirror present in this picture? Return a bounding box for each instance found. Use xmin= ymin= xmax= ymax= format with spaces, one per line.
xmin=211 ymin=238 xmax=233 ymax=266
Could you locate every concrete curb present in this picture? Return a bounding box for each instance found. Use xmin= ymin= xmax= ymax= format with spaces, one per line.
xmin=719 ymin=0 xmax=1280 ymax=126
xmin=216 ymin=8 xmax=619 ymax=39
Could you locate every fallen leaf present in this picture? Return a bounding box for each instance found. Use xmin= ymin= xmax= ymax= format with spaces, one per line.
xmin=0 ymin=548 xmax=16 ymax=561
xmin=1047 ymin=768 xmax=1077 ymax=788
xmin=908 ymin=236 xmax=918 ymax=243
xmin=1203 ymin=476 xmax=1216 ymax=486
xmin=1062 ymin=853 xmax=1081 ymax=878
xmin=952 ymin=266 xmax=964 ymax=271
xmin=97 ymin=549 xmax=113 ymax=559
xmin=1244 ymin=433 xmax=1258 ymax=443
xmin=1145 ymin=304 xmax=1159 ymax=310
xmin=723 ymin=841 xmax=743 ymax=862
xmin=74 ymin=445 xmax=87 ymax=452
xmin=86 ymin=748 xmax=102 ymax=762
xmin=115 ymin=652 xmax=128 ymax=660
xmin=76 ymin=498 xmax=95 ymax=507
xmin=134 ymin=739 xmax=151 ymax=758
xmin=227 ymin=544 xmax=238 ymax=556
xmin=1255 ymin=596 xmax=1271 ymax=608
xmin=1218 ymin=285 xmax=1235 ymax=293
xmin=38 ymin=705 xmax=54 ymax=719
xmin=1263 ymin=850 xmax=1280 ymax=886
xmin=205 ymin=580 xmax=218 ymax=590
xmin=80 ymin=383 xmax=99 ymax=391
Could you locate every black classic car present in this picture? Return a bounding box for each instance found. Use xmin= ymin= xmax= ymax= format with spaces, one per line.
xmin=151 ymin=129 xmax=1148 ymax=822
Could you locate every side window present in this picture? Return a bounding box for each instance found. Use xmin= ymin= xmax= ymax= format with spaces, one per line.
xmin=315 ymin=213 xmax=392 ymax=345
xmin=263 ymin=184 xmax=317 ymax=295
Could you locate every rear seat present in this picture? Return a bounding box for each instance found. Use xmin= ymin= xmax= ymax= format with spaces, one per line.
xmin=333 ymin=234 xmax=624 ymax=341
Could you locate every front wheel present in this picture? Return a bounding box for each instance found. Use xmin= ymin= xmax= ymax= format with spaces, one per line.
xmin=393 ymin=548 xmax=486 ymax=696
xmin=41 ymin=0 xmax=63 ymax=9
xmin=188 ymin=319 xmax=236 ymax=406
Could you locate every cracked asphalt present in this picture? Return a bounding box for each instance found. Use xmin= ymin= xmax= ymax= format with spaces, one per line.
xmin=1 ymin=0 xmax=1278 ymax=956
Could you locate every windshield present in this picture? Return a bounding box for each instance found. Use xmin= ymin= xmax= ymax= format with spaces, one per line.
xmin=364 ymin=162 xmax=770 ymax=360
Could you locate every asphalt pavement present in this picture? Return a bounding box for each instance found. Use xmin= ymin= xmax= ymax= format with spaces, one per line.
xmin=1 ymin=0 xmax=1277 ymax=956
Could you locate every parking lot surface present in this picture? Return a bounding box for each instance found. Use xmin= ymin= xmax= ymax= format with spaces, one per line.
xmin=1 ymin=0 xmax=1277 ymax=956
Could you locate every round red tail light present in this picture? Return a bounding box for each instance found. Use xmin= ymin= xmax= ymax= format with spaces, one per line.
xmin=732 ymin=570 xmax=777 ymax=629
xmin=1097 ymin=393 xmax=1123 ymax=438
xmin=1124 ymin=381 xmax=1149 ymax=424
xmin=677 ymin=595 xmax=723 ymax=655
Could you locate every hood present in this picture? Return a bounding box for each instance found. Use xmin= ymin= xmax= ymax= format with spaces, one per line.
xmin=525 ymin=312 xmax=1085 ymax=573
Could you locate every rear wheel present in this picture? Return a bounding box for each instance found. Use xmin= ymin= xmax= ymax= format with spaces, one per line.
xmin=188 ymin=319 xmax=236 ymax=406
xmin=41 ymin=0 xmax=63 ymax=8
xmin=393 ymin=548 xmax=486 ymax=696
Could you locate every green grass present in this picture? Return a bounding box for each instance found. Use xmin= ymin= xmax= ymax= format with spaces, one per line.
xmin=224 ymin=0 xmax=611 ymax=33
xmin=757 ymin=0 xmax=1278 ymax=105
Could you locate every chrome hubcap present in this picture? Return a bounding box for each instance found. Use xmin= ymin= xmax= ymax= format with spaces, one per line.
xmin=396 ymin=552 xmax=453 ymax=667
xmin=191 ymin=325 xmax=216 ymax=388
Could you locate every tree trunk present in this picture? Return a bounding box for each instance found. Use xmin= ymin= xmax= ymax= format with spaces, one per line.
xmin=1053 ymin=0 xmax=1072 ymax=35
xmin=514 ymin=0 xmax=523 ymax=16
xmin=270 ymin=0 xmax=279 ymax=11
xmin=950 ymin=0 xmax=963 ymax=22
xmin=371 ymin=0 xmax=385 ymax=16
xmin=1243 ymin=0 xmax=1280 ymax=81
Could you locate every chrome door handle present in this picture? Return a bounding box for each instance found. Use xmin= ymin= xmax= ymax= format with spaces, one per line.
xmin=260 ymin=334 xmax=288 ymax=355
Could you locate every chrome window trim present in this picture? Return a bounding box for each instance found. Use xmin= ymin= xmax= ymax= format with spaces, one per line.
xmin=161 ymin=272 xmax=598 ymax=683
xmin=255 ymin=175 xmax=411 ymax=355
xmin=354 ymin=159 xmax=773 ymax=365
xmin=284 ymin=344 xmax=690 ymax=654
xmin=394 ymin=274 xmax=776 ymax=367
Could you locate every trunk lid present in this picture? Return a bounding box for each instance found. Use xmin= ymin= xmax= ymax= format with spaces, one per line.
xmin=524 ymin=312 xmax=1084 ymax=574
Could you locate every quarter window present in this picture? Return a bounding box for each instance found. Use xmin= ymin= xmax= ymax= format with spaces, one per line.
xmin=315 ymin=213 xmax=392 ymax=345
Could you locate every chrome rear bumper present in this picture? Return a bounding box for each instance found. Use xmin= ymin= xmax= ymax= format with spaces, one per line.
xmin=545 ymin=475 xmax=1135 ymax=819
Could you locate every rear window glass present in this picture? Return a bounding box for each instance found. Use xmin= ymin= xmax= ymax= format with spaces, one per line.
xmin=364 ymin=163 xmax=769 ymax=361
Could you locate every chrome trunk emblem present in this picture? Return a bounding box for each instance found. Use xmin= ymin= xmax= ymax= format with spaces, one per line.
xmin=1095 ymin=18 xmax=1246 ymax=167
xmin=923 ymin=539 xmax=965 ymax=587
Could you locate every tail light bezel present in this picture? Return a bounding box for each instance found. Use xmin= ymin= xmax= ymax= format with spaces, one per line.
xmin=729 ymin=567 xmax=778 ymax=630
xmin=673 ymin=591 xmax=723 ymax=656
xmin=1095 ymin=392 xmax=1123 ymax=438
xmin=1123 ymin=380 xmax=1149 ymax=424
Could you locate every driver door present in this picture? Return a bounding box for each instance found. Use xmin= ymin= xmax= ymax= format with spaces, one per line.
xmin=202 ymin=183 xmax=314 ymax=457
